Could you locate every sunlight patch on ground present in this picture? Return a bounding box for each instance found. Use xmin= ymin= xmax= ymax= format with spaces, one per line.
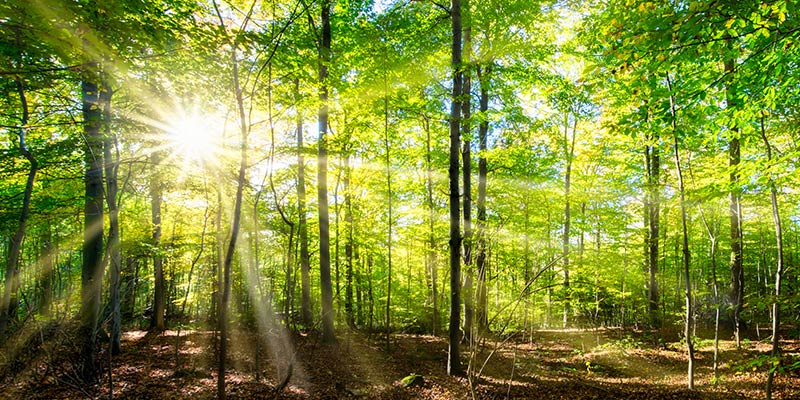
xmin=122 ymin=330 xmax=148 ymax=341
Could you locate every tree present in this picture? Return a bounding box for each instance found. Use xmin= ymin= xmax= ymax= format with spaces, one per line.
xmin=760 ymin=115 xmax=784 ymax=400
xmin=448 ymin=0 xmax=464 ymax=376
xmin=79 ymin=50 xmax=105 ymax=385
xmin=102 ymin=74 xmax=122 ymax=354
xmin=212 ymin=0 xmax=251 ymax=396
xmin=474 ymin=64 xmax=490 ymax=336
xmin=644 ymin=105 xmax=661 ymax=328
xmin=150 ymin=151 xmax=165 ymax=332
xmin=460 ymin=0 xmax=474 ymax=343
xmin=317 ymin=0 xmax=336 ymax=344
xmin=561 ymin=107 xmax=577 ymax=329
xmin=667 ymin=73 xmax=694 ymax=389
xmin=296 ymin=79 xmax=313 ymax=326
xmin=0 ymin=20 xmax=38 ymax=337
xmin=724 ymin=45 xmax=745 ymax=347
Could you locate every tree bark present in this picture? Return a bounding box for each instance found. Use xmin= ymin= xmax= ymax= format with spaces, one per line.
xmin=344 ymin=154 xmax=355 ymax=327
xmin=760 ymin=116 xmax=783 ymax=400
xmin=698 ymin=209 xmax=720 ymax=382
xmin=448 ymin=0 xmax=464 ymax=376
xmin=217 ymin=48 xmax=248 ymax=400
xmin=725 ymin=45 xmax=744 ymax=347
xmin=475 ymin=64 xmax=490 ymax=336
xmin=562 ymin=112 xmax=577 ymax=329
xmin=214 ymin=2 xmax=250 ymax=395
xmin=295 ymin=79 xmax=312 ymax=326
xmin=424 ymin=116 xmax=438 ymax=336
xmin=0 ymin=39 xmax=37 ymax=336
xmin=80 ymin=60 xmax=104 ymax=383
xmin=460 ymin=7 xmax=473 ymax=344
xmin=667 ymin=74 xmax=693 ymax=389
xmin=644 ymin=108 xmax=661 ymax=328
xmin=317 ymin=0 xmax=336 ymax=344
xmin=268 ymin=64 xmax=295 ymax=325
xmin=384 ymin=75 xmax=393 ymax=343
xmin=150 ymin=152 xmax=165 ymax=332
xmin=101 ymin=75 xmax=121 ymax=355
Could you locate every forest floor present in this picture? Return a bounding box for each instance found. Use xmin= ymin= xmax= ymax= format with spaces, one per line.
xmin=1 ymin=324 xmax=799 ymax=399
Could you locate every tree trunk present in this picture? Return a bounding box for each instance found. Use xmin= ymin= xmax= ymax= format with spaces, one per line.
xmin=448 ymin=0 xmax=464 ymax=377
xmin=667 ymin=75 xmax=694 ymax=389
xmin=101 ymin=76 xmax=121 ymax=355
xmin=698 ymin=210 xmax=720 ymax=382
xmin=80 ymin=59 xmax=105 ymax=383
xmin=460 ymin=9 xmax=473 ymax=344
xmin=0 ymin=43 xmax=37 ymax=336
xmin=725 ymin=46 xmax=744 ymax=347
xmin=475 ymin=64 xmax=490 ymax=336
xmin=268 ymin=63 xmax=295 ymax=326
xmin=562 ymin=112 xmax=577 ymax=329
xmin=425 ymin=117 xmax=438 ymax=336
xmin=296 ymin=79 xmax=312 ymax=326
xmin=317 ymin=0 xmax=336 ymax=344
xmin=216 ymin=29 xmax=249 ymax=399
xmin=760 ymin=117 xmax=783 ymax=400
xmin=644 ymin=108 xmax=661 ymax=327
xmin=150 ymin=152 xmax=165 ymax=332
xmin=384 ymin=76 xmax=393 ymax=343
xmin=344 ymin=154 xmax=355 ymax=328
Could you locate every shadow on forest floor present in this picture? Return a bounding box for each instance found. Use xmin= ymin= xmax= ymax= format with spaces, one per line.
xmin=0 ymin=324 xmax=798 ymax=399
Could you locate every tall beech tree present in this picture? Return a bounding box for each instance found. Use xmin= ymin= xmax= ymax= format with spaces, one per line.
xmin=761 ymin=116 xmax=784 ymax=400
xmin=448 ymin=0 xmax=464 ymax=377
xmin=150 ymin=151 xmax=165 ymax=332
xmin=213 ymin=1 xmax=251 ymax=396
xmin=644 ymin=106 xmax=661 ymax=328
xmin=317 ymin=0 xmax=336 ymax=344
xmin=296 ymin=78 xmax=313 ymax=326
xmin=667 ymin=73 xmax=694 ymax=389
xmin=474 ymin=64 xmax=489 ymax=336
xmin=79 ymin=56 xmax=104 ymax=385
xmin=725 ymin=46 xmax=745 ymax=347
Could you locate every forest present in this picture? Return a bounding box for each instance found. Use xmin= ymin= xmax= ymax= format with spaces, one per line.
xmin=1 ymin=0 xmax=799 ymax=398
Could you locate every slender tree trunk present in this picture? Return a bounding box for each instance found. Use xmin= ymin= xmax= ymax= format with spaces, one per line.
xmin=150 ymin=152 xmax=165 ymax=332
xmin=698 ymin=210 xmax=720 ymax=382
xmin=80 ymin=58 xmax=104 ymax=383
xmin=317 ymin=0 xmax=336 ymax=344
xmin=760 ymin=117 xmax=784 ymax=400
xmin=101 ymin=76 xmax=121 ymax=355
xmin=667 ymin=75 xmax=694 ymax=389
xmin=0 ymin=43 xmax=37 ymax=336
xmin=424 ymin=117 xmax=438 ymax=336
xmin=268 ymin=64 xmax=295 ymax=325
xmin=356 ymin=249 xmax=364 ymax=326
xmin=725 ymin=46 xmax=744 ymax=347
xmin=344 ymin=154 xmax=355 ymax=328
xmin=562 ymin=112 xmax=577 ymax=329
xmin=448 ymin=0 xmax=464 ymax=377
xmin=384 ymin=78 xmax=393 ymax=342
xmin=295 ymin=79 xmax=313 ymax=326
xmin=213 ymin=2 xmax=250 ymax=394
xmin=475 ymin=64 xmax=490 ymax=336
xmin=217 ymin=49 xmax=248 ymax=400
xmin=334 ymin=157 xmax=341 ymax=314
xmin=644 ymin=109 xmax=661 ymax=327
xmin=460 ymin=9 xmax=473 ymax=344
xmin=367 ymin=255 xmax=374 ymax=334
xmin=40 ymin=228 xmax=53 ymax=318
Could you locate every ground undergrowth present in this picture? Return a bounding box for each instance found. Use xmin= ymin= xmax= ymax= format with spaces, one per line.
xmin=1 ymin=325 xmax=798 ymax=399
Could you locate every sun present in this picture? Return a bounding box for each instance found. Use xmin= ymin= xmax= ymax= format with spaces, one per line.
xmin=166 ymin=113 xmax=221 ymax=163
